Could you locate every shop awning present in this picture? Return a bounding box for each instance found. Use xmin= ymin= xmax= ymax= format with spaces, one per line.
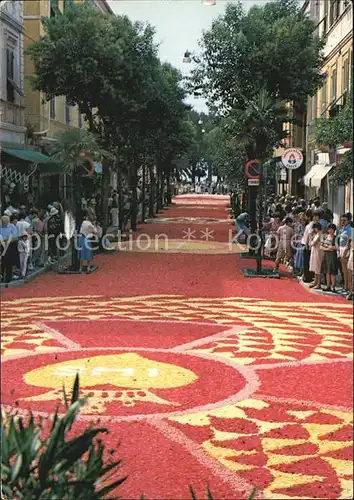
xmin=336 ymin=147 xmax=351 ymax=155
xmin=2 ymin=147 xmax=63 ymax=174
xmin=304 ymin=163 xmax=334 ymax=188
xmin=2 ymin=147 xmax=56 ymax=164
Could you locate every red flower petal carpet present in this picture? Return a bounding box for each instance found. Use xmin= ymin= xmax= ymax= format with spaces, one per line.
xmin=1 ymin=195 xmax=353 ymax=499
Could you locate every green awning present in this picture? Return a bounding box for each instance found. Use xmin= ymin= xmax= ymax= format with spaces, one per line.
xmin=2 ymin=147 xmax=64 ymax=174
xmin=2 ymin=147 xmax=56 ymax=164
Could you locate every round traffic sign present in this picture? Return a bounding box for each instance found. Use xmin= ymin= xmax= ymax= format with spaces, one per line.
xmin=281 ymin=148 xmax=303 ymax=170
xmin=245 ymin=159 xmax=262 ymax=179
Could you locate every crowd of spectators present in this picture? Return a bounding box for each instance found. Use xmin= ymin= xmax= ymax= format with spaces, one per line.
xmin=263 ymin=195 xmax=353 ymax=299
xmin=0 ymin=201 xmax=66 ymax=283
xmin=0 ymin=187 xmax=138 ymax=282
xmin=234 ymin=194 xmax=353 ymax=299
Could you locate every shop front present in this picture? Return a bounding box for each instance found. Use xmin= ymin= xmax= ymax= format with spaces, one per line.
xmin=0 ymin=146 xmax=62 ymax=210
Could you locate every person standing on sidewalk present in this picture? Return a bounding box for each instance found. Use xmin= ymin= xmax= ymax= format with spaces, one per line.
xmin=17 ymin=232 xmax=30 ymax=279
xmin=309 ymin=223 xmax=324 ymax=290
xmin=338 ymin=213 xmax=352 ymax=293
xmin=78 ymin=215 xmax=98 ymax=273
xmin=0 ymin=215 xmax=18 ymax=283
xmin=345 ymin=221 xmax=353 ymax=300
xmin=321 ymin=223 xmax=338 ymax=293
xmin=47 ymin=207 xmax=63 ymax=263
xmin=301 ymin=210 xmax=320 ymax=283
xmin=274 ymin=217 xmax=294 ymax=272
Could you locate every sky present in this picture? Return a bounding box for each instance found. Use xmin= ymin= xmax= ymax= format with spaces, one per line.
xmin=107 ymin=0 xmax=268 ymax=112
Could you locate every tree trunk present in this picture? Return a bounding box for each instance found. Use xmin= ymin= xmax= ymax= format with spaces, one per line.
xmin=149 ymin=164 xmax=155 ymax=218
xmin=129 ymin=166 xmax=138 ymax=231
xmin=117 ymin=163 xmax=124 ymax=232
xmin=191 ymin=165 xmax=196 ymax=186
xmin=160 ymin=170 xmax=165 ymax=209
xmin=156 ymin=169 xmax=162 ymax=212
xmin=100 ymin=159 xmax=110 ymax=231
xmin=166 ymin=170 xmax=172 ymax=205
xmin=141 ymin=163 xmax=146 ymax=223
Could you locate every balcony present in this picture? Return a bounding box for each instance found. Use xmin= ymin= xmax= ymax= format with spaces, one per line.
xmin=0 ymin=100 xmax=25 ymax=128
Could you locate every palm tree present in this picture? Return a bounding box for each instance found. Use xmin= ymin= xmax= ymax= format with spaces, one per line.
xmin=50 ymin=128 xmax=112 ymax=174
xmin=228 ymin=88 xmax=291 ymax=160
xmin=228 ymin=89 xmax=292 ymax=274
xmin=49 ymin=128 xmax=113 ymax=224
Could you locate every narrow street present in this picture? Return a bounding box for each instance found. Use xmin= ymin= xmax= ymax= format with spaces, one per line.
xmin=2 ymin=195 xmax=353 ymax=500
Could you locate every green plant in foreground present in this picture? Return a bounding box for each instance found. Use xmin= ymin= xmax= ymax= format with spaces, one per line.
xmin=2 ymin=374 xmax=259 ymax=499
xmin=1 ymin=374 xmax=126 ymax=499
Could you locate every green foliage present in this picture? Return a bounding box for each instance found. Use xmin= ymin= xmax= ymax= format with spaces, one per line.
xmin=190 ymin=0 xmax=323 ymax=187
xmin=2 ymin=375 xmax=260 ymax=500
xmin=1 ymin=375 xmax=126 ymax=499
xmin=192 ymin=0 xmax=324 ymax=110
xmin=315 ymin=89 xmax=353 ymax=148
xmin=26 ymin=1 xmax=193 ymax=224
xmin=205 ymin=123 xmax=246 ymax=190
xmin=49 ymin=128 xmax=113 ymax=173
xmin=315 ymin=86 xmax=353 ymax=186
xmin=228 ymin=89 xmax=291 ymax=158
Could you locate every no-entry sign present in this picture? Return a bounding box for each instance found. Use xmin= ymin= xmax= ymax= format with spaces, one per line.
xmin=245 ymin=159 xmax=262 ymax=179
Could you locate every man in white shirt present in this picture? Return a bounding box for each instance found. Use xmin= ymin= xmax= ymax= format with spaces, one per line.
xmin=16 ymin=212 xmax=31 ymax=237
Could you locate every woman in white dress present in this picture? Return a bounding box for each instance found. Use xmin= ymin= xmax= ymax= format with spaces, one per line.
xmin=309 ymin=222 xmax=324 ymax=289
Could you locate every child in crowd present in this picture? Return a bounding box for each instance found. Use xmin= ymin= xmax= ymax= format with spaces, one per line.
xmin=17 ymin=232 xmax=30 ymax=278
xmin=321 ymin=223 xmax=338 ymax=293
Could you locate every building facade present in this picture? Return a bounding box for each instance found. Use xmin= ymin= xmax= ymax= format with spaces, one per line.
xmin=0 ymin=0 xmax=26 ymax=147
xmin=22 ymin=0 xmax=112 ymax=203
xmin=305 ymin=0 xmax=353 ymax=223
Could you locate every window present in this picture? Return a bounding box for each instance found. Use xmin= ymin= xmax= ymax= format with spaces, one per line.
xmin=342 ymin=57 xmax=350 ymax=93
xmin=50 ymin=98 xmax=56 ymax=119
xmin=329 ymin=0 xmax=341 ymax=27
xmin=78 ymin=112 xmax=82 ymax=128
xmin=331 ymin=66 xmax=337 ymax=102
xmin=322 ymin=1 xmax=328 ymax=34
xmin=65 ymin=100 xmax=71 ymax=123
xmin=321 ymin=79 xmax=327 ymax=114
xmin=6 ymin=48 xmax=15 ymax=103
xmin=349 ymin=50 xmax=352 ymax=86
xmin=312 ymin=94 xmax=317 ymax=120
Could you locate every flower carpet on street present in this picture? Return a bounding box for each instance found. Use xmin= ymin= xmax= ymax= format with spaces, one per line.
xmin=1 ymin=196 xmax=353 ymax=499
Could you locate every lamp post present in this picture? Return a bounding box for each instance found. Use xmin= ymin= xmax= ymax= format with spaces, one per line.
xmin=183 ymin=51 xmax=192 ymax=64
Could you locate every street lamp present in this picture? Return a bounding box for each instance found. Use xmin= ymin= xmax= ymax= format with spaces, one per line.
xmin=203 ymin=0 xmax=216 ymax=5
xmin=183 ymin=51 xmax=192 ymax=63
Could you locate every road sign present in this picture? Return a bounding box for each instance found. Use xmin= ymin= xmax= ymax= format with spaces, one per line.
xmin=281 ymin=148 xmax=303 ymax=170
xmin=245 ymin=159 xmax=262 ymax=179
xmin=248 ymin=178 xmax=260 ymax=186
